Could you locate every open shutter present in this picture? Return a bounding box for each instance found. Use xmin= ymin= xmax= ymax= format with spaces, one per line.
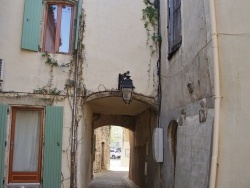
xmin=21 ymin=0 xmax=42 ymax=51
xmin=168 ymin=0 xmax=182 ymax=59
xmin=43 ymin=106 xmax=63 ymax=188
xmin=168 ymin=0 xmax=174 ymax=54
xmin=173 ymin=0 xmax=182 ymax=50
xmin=74 ymin=0 xmax=83 ymax=50
xmin=0 ymin=104 xmax=8 ymax=188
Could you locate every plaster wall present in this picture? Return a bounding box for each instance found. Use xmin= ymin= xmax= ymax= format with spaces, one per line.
xmin=215 ymin=1 xmax=250 ymax=187
xmin=160 ymin=0 xmax=213 ymax=111
xmin=159 ymin=0 xmax=214 ymax=187
xmin=79 ymin=104 xmax=93 ymax=188
xmin=83 ymin=0 xmax=158 ymax=97
xmin=0 ymin=0 xmax=71 ymax=93
xmin=0 ymin=95 xmax=74 ymax=188
xmin=0 ymin=1 xmax=89 ymax=187
xmin=174 ymin=109 xmax=214 ymax=188
xmin=121 ymin=141 xmax=130 ymax=167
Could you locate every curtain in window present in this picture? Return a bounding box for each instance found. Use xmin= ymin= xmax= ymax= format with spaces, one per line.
xmin=12 ymin=111 xmax=40 ymax=172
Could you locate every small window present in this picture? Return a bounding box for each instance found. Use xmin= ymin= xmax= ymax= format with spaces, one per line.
xmin=43 ymin=3 xmax=74 ymax=53
xmin=168 ymin=0 xmax=182 ymax=59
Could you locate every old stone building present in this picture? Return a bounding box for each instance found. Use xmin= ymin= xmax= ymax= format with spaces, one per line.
xmin=1 ymin=0 xmax=250 ymax=187
xmin=0 ymin=0 xmax=158 ymax=187
xmin=158 ymin=0 xmax=250 ymax=188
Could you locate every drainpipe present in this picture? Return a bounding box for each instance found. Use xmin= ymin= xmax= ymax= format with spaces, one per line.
xmin=157 ymin=0 xmax=162 ymax=122
xmin=209 ymin=0 xmax=221 ymax=187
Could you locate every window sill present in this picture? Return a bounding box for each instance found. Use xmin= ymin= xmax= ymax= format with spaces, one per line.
xmin=7 ymin=183 xmax=41 ymax=188
xmin=42 ymin=51 xmax=72 ymax=55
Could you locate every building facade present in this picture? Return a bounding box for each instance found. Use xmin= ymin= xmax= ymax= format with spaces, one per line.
xmin=0 ymin=0 xmax=158 ymax=187
xmin=159 ymin=0 xmax=250 ymax=187
xmin=2 ymin=0 xmax=249 ymax=187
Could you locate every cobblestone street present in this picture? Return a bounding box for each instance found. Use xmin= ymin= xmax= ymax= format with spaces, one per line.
xmin=88 ymin=170 xmax=138 ymax=188
xmin=88 ymin=159 xmax=139 ymax=188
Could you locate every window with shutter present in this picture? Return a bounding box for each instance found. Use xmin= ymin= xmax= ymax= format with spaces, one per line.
xmin=42 ymin=0 xmax=83 ymax=53
xmin=43 ymin=3 xmax=74 ymax=53
xmin=7 ymin=106 xmax=63 ymax=186
xmin=168 ymin=0 xmax=182 ymax=59
xmin=21 ymin=0 xmax=83 ymax=53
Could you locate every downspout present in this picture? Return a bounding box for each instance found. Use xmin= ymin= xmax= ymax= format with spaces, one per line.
xmin=209 ymin=0 xmax=221 ymax=187
xmin=70 ymin=1 xmax=83 ymax=187
xmin=157 ymin=0 xmax=162 ymax=187
xmin=157 ymin=0 xmax=162 ymax=123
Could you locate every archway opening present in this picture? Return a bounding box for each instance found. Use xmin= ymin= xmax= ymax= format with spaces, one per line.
xmin=109 ymin=126 xmax=130 ymax=172
xmin=86 ymin=94 xmax=158 ymax=187
xmin=92 ymin=125 xmax=132 ymax=174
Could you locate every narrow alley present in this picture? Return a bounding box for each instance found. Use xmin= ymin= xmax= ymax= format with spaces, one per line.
xmin=88 ymin=170 xmax=135 ymax=188
xmin=1 ymin=0 xmax=250 ymax=188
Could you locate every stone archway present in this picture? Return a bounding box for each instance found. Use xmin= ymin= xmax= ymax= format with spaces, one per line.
xmin=85 ymin=91 xmax=158 ymax=187
xmin=93 ymin=114 xmax=136 ymax=131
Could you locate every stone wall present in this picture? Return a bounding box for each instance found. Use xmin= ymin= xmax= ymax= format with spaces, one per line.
xmin=159 ymin=0 xmax=214 ymax=187
xmin=93 ymin=126 xmax=110 ymax=172
xmin=121 ymin=129 xmax=130 ymax=167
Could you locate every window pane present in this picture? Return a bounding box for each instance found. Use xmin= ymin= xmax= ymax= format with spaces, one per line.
xmin=13 ymin=110 xmax=41 ymax=172
xmin=44 ymin=5 xmax=57 ymax=52
xmin=59 ymin=6 xmax=72 ymax=53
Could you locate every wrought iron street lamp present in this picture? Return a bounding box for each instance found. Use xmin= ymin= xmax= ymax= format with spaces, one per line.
xmin=118 ymin=71 xmax=135 ymax=104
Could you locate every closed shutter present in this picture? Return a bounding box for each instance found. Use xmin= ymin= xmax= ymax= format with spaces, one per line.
xmin=0 ymin=104 xmax=8 ymax=188
xmin=74 ymin=0 xmax=83 ymax=50
xmin=21 ymin=0 xmax=42 ymax=51
xmin=168 ymin=0 xmax=182 ymax=58
xmin=43 ymin=106 xmax=63 ymax=188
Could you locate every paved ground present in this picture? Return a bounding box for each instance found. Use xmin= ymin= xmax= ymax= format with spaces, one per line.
xmin=88 ymin=159 xmax=139 ymax=188
xmin=88 ymin=170 xmax=133 ymax=188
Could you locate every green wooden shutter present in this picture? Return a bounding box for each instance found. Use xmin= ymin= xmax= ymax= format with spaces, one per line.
xmin=74 ymin=0 xmax=83 ymax=49
xmin=43 ymin=106 xmax=63 ymax=188
xmin=21 ymin=0 xmax=42 ymax=51
xmin=0 ymin=104 xmax=8 ymax=188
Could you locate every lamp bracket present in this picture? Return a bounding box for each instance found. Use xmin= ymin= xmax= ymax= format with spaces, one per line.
xmin=118 ymin=71 xmax=130 ymax=90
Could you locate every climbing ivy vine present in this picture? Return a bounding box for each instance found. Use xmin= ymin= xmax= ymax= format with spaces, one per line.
xmin=142 ymin=0 xmax=161 ymax=55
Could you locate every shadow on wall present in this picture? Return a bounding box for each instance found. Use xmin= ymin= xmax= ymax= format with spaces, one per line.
xmin=167 ymin=120 xmax=178 ymax=187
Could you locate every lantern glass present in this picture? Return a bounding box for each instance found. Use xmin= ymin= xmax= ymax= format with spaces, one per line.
xmin=122 ymin=87 xmax=133 ymax=104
